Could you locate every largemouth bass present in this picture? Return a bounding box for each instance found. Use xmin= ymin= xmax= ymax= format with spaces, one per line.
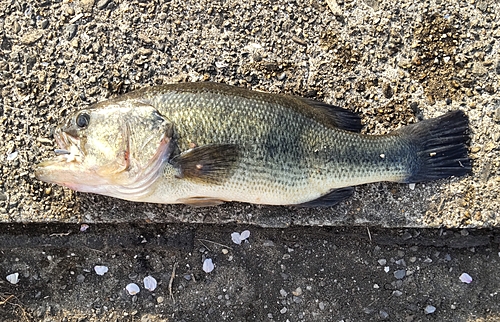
xmin=35 ymin=82 xmax=471 ymax=207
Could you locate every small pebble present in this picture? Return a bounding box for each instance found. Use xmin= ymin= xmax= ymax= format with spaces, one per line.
xmin=156 ymin=296 xmax=164 ymax=304
xmin=203 ymin=258 xmax=214 ymax=273
xmin=96 ymin=0 xmax=110 ymax=9
xmin=459 ymin=273 xmax=472 ymax=284
xmin=378 ymin=259 xmax=387 ymax=265
xmin=231 ymin=230 xmax=251 ymax=244
xmin=280 ymin=307 xmax=287 ymax=314
xmin=40 ymin=19 xmax=49 ymax=29
xmin=6 ymin=273 xmax=19 ymax=284
xmin=126 ymin=283 xmax=140 ymax=295
xmin=318 ymin=302 xmax=325 ymax=310
xmin=76 ymin=274 xmax=85 ymax=282
xmin=424 ymin=305 xmax=436 ymax=314
xmin=94 ymin=265 xmax=108 ymax=276
xmin=292 ymin=287 xmax=302 ymax=296
xmin=394 ymin=269 xmax=406 ymax=279
xmin=64 ymin=24 xmax=78 ymax=41
xmin=379 ymin=310 xmax=389 ymax=319
xmin=6 ymin=151 xmax=18 ymax=161
xmin=143 ymin=275 xmax=157 ymax=291
xmin=384 ymin=266 xmax=390 ymax=273
xmin=13 ymin=21 xmax=21 ymax=33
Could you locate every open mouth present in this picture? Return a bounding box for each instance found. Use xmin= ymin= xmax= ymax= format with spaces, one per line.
xmin=53 ymin=128 xmax=84 ymax=163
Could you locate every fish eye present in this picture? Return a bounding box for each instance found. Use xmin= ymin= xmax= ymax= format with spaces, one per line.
xmin=76 ymin=112 xmax=90 ymax=128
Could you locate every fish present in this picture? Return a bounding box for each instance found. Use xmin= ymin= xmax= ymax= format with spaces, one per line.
xmin=35 ymin=82 xmax=471 ymax=207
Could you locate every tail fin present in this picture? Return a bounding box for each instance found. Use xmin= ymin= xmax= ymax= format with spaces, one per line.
xmin=400 ymin=110 xmax=471 ymax=183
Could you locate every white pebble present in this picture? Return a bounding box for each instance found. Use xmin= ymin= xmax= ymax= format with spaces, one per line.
xmin=126 ymin=283 xmax=140 ymax=295
xmin=80 ymin=224 xmax=89 ymax=232
xmin=408 ymin=183 xmax=416 ymax=190
xmin=232 ymin=230 xmax=251 ymax=244
xmin=459 ymin=272 xmax=472 ymax=284
xmin=6 ymin=151 xmax=18 ymax=161
xmin=6 ymin=273 xmax=19 ymax=284
xmin=231 ymin=232 xmax=242 ymax=244
xmin=203 ymin=258 xmax=214 ymax=273
xmin=240 ymin=230 xmax=250 ymax=240
xmin=384 ymin=266 xmax=390 ymax=273
xmin=424 ymin=305 xmax=436 ymax=314
xmin=94 ymin=265 xmax=108 ymax=276
xmin=143 ymin=275 xmax=157 ymax=291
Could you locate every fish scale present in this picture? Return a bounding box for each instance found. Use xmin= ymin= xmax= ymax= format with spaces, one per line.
xmin=137 ymin=84 xmax=433 ymax=204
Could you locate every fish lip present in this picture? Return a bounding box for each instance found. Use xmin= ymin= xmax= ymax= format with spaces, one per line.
xmin=52 ymin=128 xmax=85 ymax=163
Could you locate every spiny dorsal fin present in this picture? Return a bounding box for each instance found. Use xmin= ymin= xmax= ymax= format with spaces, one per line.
xmin=171 ymin=144 xmax=240 ymax=185
xmin=294 ymin=187 xmax=354 ymax=208
xmin=299 ymin=98 xmax=362 ymax=132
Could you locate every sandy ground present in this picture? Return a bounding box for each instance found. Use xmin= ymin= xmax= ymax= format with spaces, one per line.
xmin=0 ymin=0 xmax=500 ymax=320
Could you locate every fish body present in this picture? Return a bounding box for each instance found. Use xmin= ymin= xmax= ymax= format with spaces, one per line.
xmin=35 ymin=82 xmax=471 ymax=207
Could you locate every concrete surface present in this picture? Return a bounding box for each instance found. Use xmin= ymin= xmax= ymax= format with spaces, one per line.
xmin=0 ymin=0 xmax=499 ymax=228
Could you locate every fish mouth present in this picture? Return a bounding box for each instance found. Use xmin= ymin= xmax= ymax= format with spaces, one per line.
xmin=35 ymin=128 xmax=87 ymax=184
xmin=51 ymin=128 xmax=84 ymax=164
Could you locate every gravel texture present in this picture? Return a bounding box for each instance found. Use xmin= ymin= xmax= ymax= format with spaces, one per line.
xmin=0 ymin=0 xmax=499 ymax=228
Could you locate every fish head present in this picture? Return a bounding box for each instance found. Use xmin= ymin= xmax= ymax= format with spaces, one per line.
xmin=35 ymin=99 xmax=175 ymax=197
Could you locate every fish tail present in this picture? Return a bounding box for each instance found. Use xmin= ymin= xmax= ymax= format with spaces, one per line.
xmin=400 ymin=110 xmax=471 ymax=183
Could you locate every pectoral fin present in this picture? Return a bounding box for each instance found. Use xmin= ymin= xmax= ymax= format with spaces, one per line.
xmin=294 ymin=187 xmax=354 ymax=208
xmin=171 ymin=144 xmax=240 ymax=185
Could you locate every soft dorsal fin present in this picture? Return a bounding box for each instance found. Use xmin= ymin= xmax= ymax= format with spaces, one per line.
xmin=170 ymin=144 xmax=240 ymax=185
xmin=294 ymin=187 xmax=354 ymax=208
xmin=299 ymin=98 xmax=362 ymax=132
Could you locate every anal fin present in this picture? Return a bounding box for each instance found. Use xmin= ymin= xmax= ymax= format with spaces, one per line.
xmin=294 ymin=187 xmax=354 ymax=208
